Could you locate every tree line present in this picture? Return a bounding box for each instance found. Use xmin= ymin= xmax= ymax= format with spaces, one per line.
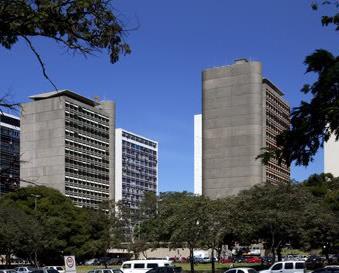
xmin=0 ymin=173 xmax=338 ymax=272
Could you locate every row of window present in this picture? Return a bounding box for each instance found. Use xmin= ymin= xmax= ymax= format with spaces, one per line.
xmin=66 ymin=120 xmax=109 ymax=140
xmin=122 ymin=164 xmax=157 ymax=175
xmin=65 ymin=187 xmax=109 ymax=200
xmin=122 ymin=132 xmax=157 ymax=148
xmin=122 ymin=180 xmax=157 ymax=190
xmin=65 ymin=130 xmax=109 ymax=149
xmin=65 ymin=167 xmax=109 ymax=181
xmin=65 ymin=111 xmax=109 ymax=132
xmin=123 ymin=157 xmax=156 ymax=168
xmin=66 ymin=158 xmax=109 ymax=173
xmin=65 ymin=140 xmax=108 ymax=157
xmin=65 ymin=101 xmax=109 ymax=124
xmin=122 ymin=171 xmax=157 ymax=182
xmin=65 ymin=149 xmax=109 ymax=165
xmin=122 ymin=140 xmax=156 ymax=153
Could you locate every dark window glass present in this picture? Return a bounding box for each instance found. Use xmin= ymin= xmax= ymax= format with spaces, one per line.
xmin=134 ymin=264 xmax=145 ymax=269
xmin=285 ymin=263 xmax=293 ymax=269
xmin=147 ymin=264 xmax=158 ymax=269
xmin=122 ymin=264 xmax=131 ymax=269
xmin=238 ymin=270 xmax=245 ymax=273
xmin=227 ymin=270 xmax=237 ymax=273
xmin=295 ymin=263 xmax=305 ymax=269
xmin=272 ymin=263 xmax=283 ymax=270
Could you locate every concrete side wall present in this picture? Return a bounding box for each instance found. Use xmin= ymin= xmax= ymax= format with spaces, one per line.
xmin=202 ymin=61 xmax=264 ymax=198
xmin=20 ymin=97 xmax=66 ymax=192
xmin=324 ymin=135 xmax=339 ymax=177
xmin=99 ymin=101 xmax=116 ymax=201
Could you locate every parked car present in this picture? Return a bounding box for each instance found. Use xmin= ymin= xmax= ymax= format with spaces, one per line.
xmin=146 ymin=267 xmax=182 ymax=273
xmin=306 ymin=256 xmax=324 ymax=270
xmin=0 ymin=269 xmax=17 ymax=273
xmin=121 ymin=260 xmax=172 ymax=273
xmin=89 ymin=269 xmax=123 ymax=273
xmin=225 ymin=268 xmax=259 ymax=273
xmin=15 ymin=267 xmax=36 ymax=273
xmin=233 ymin=256 xmax=247 ymax=263
xmin=220 ymin=257 xmax=233 ymax=264
xmin=43 ymin=267 xmax=64 ymax=273
xmin=260 ymin=261 xmax=306 ymax=273
xmin=312 ymin=266 xmax=339 ymax=273
xmin=30 ymin=269 xmax=59 ymax=273
xmin=245 ymin=256 xmax=262 ymax=263
xmin=261 ymin=257 xmax=274 ymax=267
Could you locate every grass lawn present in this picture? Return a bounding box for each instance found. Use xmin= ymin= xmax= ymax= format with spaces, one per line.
xmin=77 ymin=263 xmax=262 ymax=273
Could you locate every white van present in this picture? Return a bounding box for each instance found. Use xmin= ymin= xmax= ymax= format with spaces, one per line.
xmin=260 ymin=261 xmax=306 ymax=273
xmin=121 ymin=260 xmax=172 ymax=273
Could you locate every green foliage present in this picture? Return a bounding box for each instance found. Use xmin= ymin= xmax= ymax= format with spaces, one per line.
xmin=258 ymin=49 xmax=339 ymax=166
xmin=0 ymin=186 xmax=111 ymax=265
xmin=0 ymin=0 xmax=131 ymax=63
xmin=258 ymin=3 xmax=338 ymax=167
xmin=311 ymin=0 xmax=339 ymax=30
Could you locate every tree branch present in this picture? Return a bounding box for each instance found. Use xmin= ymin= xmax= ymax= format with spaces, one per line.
xmin=22 ymin=36 xmax=58 ymax=90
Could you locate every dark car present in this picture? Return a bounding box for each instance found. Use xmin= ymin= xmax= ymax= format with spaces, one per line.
xmin=31 ymin=269 xmax=59 ymax=273
xmin=146 ymin=267 xmax=182 ymax=273
xmin=233 ymin=256 xmax=247 ymax=263
xmin=261 ymin=256 xmax=274 ymax=267
xmin=312 ymin=267 xmax=339 ymax=273
xmin=306 ymin=256 xmax=324 ymax=270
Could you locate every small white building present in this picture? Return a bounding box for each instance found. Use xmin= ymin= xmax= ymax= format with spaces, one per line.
xmin=324 ymin=134 xmax=339 ymax=177
xmin=194 ymin=114 xmax=202 ymax=195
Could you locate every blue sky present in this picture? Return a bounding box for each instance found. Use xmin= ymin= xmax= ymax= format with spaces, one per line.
xmin=0 ymin=0 xmax=337 ymax=192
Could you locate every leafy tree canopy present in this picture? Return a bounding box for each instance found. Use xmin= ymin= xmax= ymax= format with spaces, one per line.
xmin=257 ymin=1 xmax=338 ymax=167
xmin=0 ymin=0 xmax=131 ymax=87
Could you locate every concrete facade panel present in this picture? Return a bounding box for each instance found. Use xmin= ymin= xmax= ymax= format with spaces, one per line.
xmin=202 ymin=60 xmax=264 ymax=199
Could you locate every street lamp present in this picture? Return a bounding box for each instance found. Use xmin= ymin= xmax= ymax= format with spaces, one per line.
xmin=30 ymin=194 xmax=41 ymax=211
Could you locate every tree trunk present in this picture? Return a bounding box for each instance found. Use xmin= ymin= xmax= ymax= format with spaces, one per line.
xmin=5 ymin=253 xmax=10 ymax=266
xmin=277 ymin=247 xmax=282 ymax=262
xmin=190 ymin=247 xmax=195 ymax=273
xmin=211 ymin=248 xmax=216 ymax=273
xmin=272 ymin=248 xmax=276 ymax=263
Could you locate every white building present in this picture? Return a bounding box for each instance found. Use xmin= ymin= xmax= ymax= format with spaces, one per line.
xmin=115 ymin=129 xmax=158 ymax=208
xmin=324 ymin=135 xmax=339 ymax=177
xmin=194 ymin=114 xmax=202 ymax=195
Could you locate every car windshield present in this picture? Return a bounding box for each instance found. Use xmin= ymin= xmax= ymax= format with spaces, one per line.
xmin=56 ymin=268 xmax=63 ymax=271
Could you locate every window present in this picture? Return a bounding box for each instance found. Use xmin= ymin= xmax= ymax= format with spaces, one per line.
xmin=147 ymin=264 xmax=158 ymax=269
xmin=227 ymin=270 xmax=236 ymax=273
xmin=272 ymin=263 xmax=283 ymax=270
xmin=122 ymin=264 xmax=131 ymax=269
xmin=295 ymin=263 xmax=305 ymax=269
xmin=285 ymin=263 xmax=293 ymax=269
xmin=238 ymin=270 xmax=245 ymax=273
xmin=134 ymin=264 xmax=145 ymax=269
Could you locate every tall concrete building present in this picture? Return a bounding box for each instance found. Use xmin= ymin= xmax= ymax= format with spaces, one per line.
xmin=20 ymin=90 xmax=115 ymax=209
xmin=324 ymin=135 xmax=339 ymax=177
xmin=0 ymin=113 xmax=20 ymax=195
xmin=115 ymin=128 xmax=158 ymax=209
xmin=200 ymin=59 xmax=290 ymax=198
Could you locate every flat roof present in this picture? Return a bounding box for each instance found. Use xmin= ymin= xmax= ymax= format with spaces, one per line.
xmin=29 ymin=90 xmax=98 ymax=107
xmin=263 ymin=78 xmax=285 ymax=96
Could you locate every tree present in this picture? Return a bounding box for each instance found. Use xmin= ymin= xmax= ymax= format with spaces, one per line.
xmin=202 ymin=198 xmax=232 ymax=273
xmin=0 ymin=186 xmax=112 ymax=265
xmin=156 ymin=192 xmax=208 ymax=273
xmin=257 ymin=2 xmax=338 ymax=167
xmin=0 ymin=204 xmax=41 ymax=266
xmin=0 ymin=0 xmax=131 ymax=88
xmin=235 ymin=183 xmax=311 ymax=262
